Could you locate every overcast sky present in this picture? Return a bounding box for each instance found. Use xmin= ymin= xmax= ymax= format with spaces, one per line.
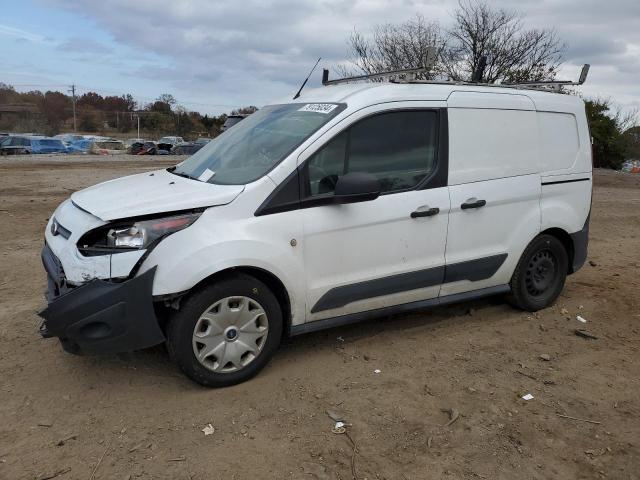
xmin=1 ymin=0 xmax=638 ymax=115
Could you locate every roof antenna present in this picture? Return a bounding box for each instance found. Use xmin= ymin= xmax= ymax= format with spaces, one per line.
xmin=293 ymin=57 xmax=322 ymax=100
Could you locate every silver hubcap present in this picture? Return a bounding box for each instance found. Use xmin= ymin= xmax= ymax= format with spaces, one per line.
xmin=192 ymin=296 xmax=269 ymax=373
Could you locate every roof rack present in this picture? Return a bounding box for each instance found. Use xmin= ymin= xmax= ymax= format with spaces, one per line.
xmin=502 ymin=64 xmax=590 ymax=91
xmin=321 ymin=60 xmax=590 ymax=93
xmin=322 ymin=48 xmax=438 ymax=86
xmin=322 ymin=65 xmax=433 ymax=86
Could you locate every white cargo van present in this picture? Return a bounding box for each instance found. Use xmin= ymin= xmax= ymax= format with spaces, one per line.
xmin=40 ymin=75 xmax=592 ymax=387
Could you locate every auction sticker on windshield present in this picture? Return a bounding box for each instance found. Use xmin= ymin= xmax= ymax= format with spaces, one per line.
xmin=198 ymin=168 xmax=215 ymax=182
xmin=299 ymin=104 xmax=338 ymax=114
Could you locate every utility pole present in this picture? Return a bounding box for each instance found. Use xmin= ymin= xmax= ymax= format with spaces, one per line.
xmin=68 ymin=84 xmax=77 ymax=132
xmin=133 ymin=113 xmax=140 ymax=139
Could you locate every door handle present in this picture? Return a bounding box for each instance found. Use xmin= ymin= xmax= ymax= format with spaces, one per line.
xmin=461 ymin=199 xmax=486 ymax=210
xmin=411 ymin=207 xmax=440 ymax=218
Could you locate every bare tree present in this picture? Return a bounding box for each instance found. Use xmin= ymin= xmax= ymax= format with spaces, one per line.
xmin=339 ymin=14 xmax=447 ymax=79
xmin=231 ymin=106 xmax=258 ymax=115
xmin=340 ymin=1 xmax=565 ymax=84
xmin=443 ymin=1 xmax=565 ymax=83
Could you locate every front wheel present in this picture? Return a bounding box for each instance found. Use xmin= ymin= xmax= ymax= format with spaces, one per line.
xmin=508 ymin=234 xmax=568 ymax=312
xmin=167 ymin=273 xmax=283 ymax=387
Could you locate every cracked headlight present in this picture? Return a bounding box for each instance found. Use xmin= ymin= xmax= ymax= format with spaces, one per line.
xmin=78 ymin=212 xmax=201 ymax=255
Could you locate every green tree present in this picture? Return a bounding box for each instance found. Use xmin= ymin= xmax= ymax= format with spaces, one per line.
xmin=585 ymin=99 xmax=631 ymax=169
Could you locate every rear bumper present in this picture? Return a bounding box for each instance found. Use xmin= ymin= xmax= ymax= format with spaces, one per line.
xmin=569 ymin=214 xmax=589 ymax=273
xmin=39 ymin=244 xmax=165 ymax=355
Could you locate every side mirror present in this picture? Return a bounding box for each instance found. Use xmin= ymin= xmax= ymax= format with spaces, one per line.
xmin=333 ymin=172 xmax=381 ymax=204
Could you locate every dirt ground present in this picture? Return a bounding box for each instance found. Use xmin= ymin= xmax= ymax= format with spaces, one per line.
xmin=0 ymin=156 xmax=638 ymax=480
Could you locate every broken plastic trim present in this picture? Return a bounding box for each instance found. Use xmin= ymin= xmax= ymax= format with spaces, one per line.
xmin=77 ymin=208 xmax=204 ymax=256
xmin=39 ymin=266 xmax=165 ymax=355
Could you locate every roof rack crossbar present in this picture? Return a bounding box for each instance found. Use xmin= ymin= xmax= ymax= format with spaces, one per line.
xmin=503 ymin=64 xmax=590 ymax=88
xmin=320 ymin=62 xmax=590 ymax=93
xmin=323 ymin=47 xmax=437 ymax=86
xmin=322 ymin=66 xmax=432 ymax=86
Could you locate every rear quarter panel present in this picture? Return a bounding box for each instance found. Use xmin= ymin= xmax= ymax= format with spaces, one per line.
xmin=534 ymin=97 xmax=592 ymax=235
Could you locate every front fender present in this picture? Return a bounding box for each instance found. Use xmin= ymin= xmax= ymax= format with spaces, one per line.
xmin=138 ymin=207 xmax=306 ymax=325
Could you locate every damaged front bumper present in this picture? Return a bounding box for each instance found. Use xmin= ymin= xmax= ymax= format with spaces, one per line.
xmin=39 ymin=244 xmax=165 ymax=355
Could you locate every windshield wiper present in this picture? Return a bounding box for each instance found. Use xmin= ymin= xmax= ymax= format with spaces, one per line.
xmin=167 ymin=167 xmax=198 ymax=181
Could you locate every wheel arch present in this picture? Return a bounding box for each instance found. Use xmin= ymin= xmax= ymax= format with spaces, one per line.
xmin=540 ymin=227 xmax=576 ymax=273
xmin=188 ymin=266 xmax=293 ymax=339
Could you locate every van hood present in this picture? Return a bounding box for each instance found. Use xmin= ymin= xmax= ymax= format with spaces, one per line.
xmin=71 ymin=168 xmax=244 ymax=221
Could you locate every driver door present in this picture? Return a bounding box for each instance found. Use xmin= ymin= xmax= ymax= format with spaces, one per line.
xmin=298 ymin=103 xmax=450 ymax=322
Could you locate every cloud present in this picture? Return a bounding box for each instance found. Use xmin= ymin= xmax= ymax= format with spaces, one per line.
xmin=0 ymin=24 xmax=48 ymax=43
xmin=58 ymin=36 xmax=112 ymax=54
xmin=36 ymin=0 xmax=640 ymax=113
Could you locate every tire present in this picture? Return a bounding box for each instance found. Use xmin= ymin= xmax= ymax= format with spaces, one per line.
xmin=167 ymin=273 xmax=283 ymax=387
xmin=507 ymin=234 xmax=568 ymax=312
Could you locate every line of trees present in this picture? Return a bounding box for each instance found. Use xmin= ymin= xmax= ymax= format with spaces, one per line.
xmin=585 ymin=99 xmax=639 ymax=169
xmin=0 ymin=83 xmax=256 ymax=139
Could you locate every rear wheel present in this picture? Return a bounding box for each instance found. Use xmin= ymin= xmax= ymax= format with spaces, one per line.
xmin=508 ymin=234 xmax=568 ymax=312
xmin=167 ymin=273 xmax=283 ymax=387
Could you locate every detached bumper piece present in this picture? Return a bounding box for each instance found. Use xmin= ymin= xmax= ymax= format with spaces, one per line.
xmin=39 ymin=247 xmax=165 ymax=355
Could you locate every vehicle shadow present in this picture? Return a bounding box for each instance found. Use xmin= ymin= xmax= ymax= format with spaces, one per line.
xmin=68 ymin=293 xmax=512 ymax=388
xmin=280 ymin=294 xmax=510 ymax=352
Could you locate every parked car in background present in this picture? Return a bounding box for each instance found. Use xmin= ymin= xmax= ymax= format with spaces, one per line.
xmin=66 ymin=138 xmax=126 ymax=155
xmin=621 ymin=159 xmax=640 ymax=174
xmin=158 ymin=136 xmax=184 ymax=145
xmin=128 ymin=141 xmax=146 ymax=155
xmin=1 ymin=136 xmax=68 ymax=155
xmin=30 ymin=137 xmax=68 ymax=154
xmin=157 ymin=136 xmax=184 ymax=152
xmin=220 ymin=114 xmax=246 ymax=132
xmin=171 ymin=138 xmax=210 ymax=155
xmin=0 ymin=135 xmax=31 ymax=155
xmin=91 ymin=139 xmax=126 ymax=155
xmin=66 ymin=139 xmax=93 ymax=154
xmin=54 ymin=134 xmax=85 ymax=146
xmin=135 ymin=141 xmax=159 ymax=155
xmin=125 ymin=138 xmax=148 ymax=147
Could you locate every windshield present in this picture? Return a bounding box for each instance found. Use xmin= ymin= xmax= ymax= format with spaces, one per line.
xmin=173 ymin=103 xmax=345 ymax=185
